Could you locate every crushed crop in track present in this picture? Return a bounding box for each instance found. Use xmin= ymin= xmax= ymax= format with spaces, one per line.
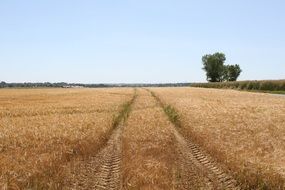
xmin=65 ymin=126 xmax=123 ymax=190
xmin=64 ymin=89 xmax=137 ymax=190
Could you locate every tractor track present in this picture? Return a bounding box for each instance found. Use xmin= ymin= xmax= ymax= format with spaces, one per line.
xmin=148 ymin=89 xmax=240 ymax=189
xmin=68 ymin=125 xmax=123 ymax=190
xmin=67 ymin=89 xmax=240 ymax=189
xmin=173 ymin=128 xmax=240 ymax=189
xmin=67 ymin=91 xmax=137 ymax=190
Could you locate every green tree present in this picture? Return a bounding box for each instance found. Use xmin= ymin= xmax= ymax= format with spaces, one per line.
xmin=226 ymin=64 xmax=242 ymax=81
xmin=0 ymin=81 xmax=6 ymax=88
xmin=202 ymin=52 xmax=226 ymax=82
xmin=202 ymin=53 xmax=242 ymax=82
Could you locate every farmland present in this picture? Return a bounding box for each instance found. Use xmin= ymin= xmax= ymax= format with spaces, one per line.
xmin=152 ymin=87 xmax=285 ymax=189
xmin=0 ymin=88 xmax=134 ymax=189
xmin=0 ymin=87 xmax=285 ymax=189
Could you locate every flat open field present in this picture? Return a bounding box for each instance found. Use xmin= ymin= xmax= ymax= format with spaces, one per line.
xmin=0 ymin=88 xmax=134 ymax=189
xmin=0 ymin=87 xmax=284 ymax=189
xmin=152 ymin=87 xmax=285 ymax=189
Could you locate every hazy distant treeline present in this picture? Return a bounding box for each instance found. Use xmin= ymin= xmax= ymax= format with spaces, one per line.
xmin=0 ymin=81 xmax=191 ymax=88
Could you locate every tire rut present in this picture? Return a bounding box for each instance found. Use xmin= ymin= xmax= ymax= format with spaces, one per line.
xmin=173 ymin=129 xmax=240 ymax=190
xmin=67 ymin=90 xmax=137 ymax=190
xmin=148 ymin=89 xmax=240 ymax=189
xmin=68 ymin=126 xmax=123 ymax=190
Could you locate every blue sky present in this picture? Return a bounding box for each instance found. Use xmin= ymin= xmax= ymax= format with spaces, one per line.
xmin=0 ymin=0 xmax=284 ymax=83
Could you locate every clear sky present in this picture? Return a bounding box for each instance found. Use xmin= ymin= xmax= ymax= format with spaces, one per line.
xmin=0 ymin=0 xmax=284 ymax=83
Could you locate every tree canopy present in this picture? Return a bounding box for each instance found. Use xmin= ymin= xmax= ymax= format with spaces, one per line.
xmin=225 ymin=64 xmax=242 ymax=81
xmin=202 ymin=53 xmax=242 ymax=82
xmin=202 ymin=53 xmax=226 ymax=82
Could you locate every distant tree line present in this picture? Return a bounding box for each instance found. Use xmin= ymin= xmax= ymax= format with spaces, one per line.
xmin=0 ymin=81 xmax=191 ymax=88
xmin=202 ymin=52 xmax=242 ymax=82
xmin=0 ymin=81 xmax=109 ymax=88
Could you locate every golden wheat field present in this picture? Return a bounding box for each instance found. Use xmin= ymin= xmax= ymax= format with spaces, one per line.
xmin=152 ymin=87 xmax=285 ymax=189
xmin=122 ymin=89 xmax=176 ymax=189
xmin=0 ymin=88 xmax=134 ymax=189
xmin=1 ymin=87 xmax=285 ymax=189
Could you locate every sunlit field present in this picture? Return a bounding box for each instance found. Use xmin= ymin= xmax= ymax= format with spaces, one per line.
xmin=152 ymin=87 xmax=285 ymax=189
xmin=1 ymin=87 xmax=285 ymax=189
xmin=0 ymin=88 xmax=134 ymax=189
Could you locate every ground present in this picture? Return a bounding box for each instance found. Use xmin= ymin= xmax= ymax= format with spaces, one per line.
xmin=0 ymin=87 xmax=284 ymax=189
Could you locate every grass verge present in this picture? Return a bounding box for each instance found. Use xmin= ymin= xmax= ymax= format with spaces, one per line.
xmin=112 ymin=88 xmax=137 ymax=128
xmin=147 ymin=89 xmax=181 ymax=127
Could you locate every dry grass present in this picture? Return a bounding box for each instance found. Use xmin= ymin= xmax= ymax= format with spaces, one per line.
xmin=0 ymin=88 xmax=134 ymax=189
xmin=151 ymin=87 xmax=285 ymax=189
xmin=122 ymin=89 xmax=176 ymax=189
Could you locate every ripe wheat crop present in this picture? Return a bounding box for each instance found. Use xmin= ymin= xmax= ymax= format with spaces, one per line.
xmin=152 ymin=87 xmax=285 ymax=189
xmin=121 ymin=89 xmax=176 ymax=189
xmin=1 ymin=87 xmax=284 ymax=189
xmin=0 ymin=88 xmax=134 ymax=189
